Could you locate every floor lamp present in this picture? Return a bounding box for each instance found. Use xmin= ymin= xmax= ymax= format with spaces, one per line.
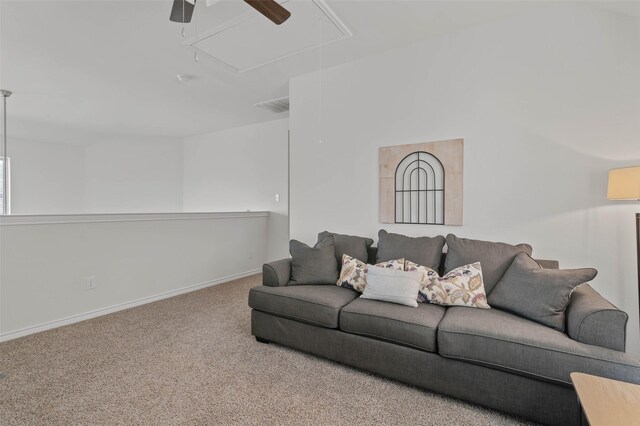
xmin=607 ymin=166 xmax=640 ymax=327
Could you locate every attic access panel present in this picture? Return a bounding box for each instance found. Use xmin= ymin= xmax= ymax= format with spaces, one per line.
xmin=187 ymin=0 xmax=351 ymax=72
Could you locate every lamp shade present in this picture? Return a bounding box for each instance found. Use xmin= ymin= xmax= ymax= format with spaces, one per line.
xmin=607 ymin=166 xmax=640 ymax=200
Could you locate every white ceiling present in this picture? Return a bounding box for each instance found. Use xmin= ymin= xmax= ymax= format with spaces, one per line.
xmin=0 ymin=0 xmax=637 ymax=145
xmin=190 ymin=0 xmax=353 ymax=72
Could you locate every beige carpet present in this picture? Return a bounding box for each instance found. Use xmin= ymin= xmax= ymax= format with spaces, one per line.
xmin=0 ymin=275 xmax=535 ymax=425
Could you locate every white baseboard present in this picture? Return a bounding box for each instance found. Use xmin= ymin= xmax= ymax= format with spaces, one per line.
xmin=0 ymin=269 xmax=261 ymax=343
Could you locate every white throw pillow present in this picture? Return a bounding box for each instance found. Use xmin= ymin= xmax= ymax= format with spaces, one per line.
xmin=360 ymin=265 xmax=421 ymax=307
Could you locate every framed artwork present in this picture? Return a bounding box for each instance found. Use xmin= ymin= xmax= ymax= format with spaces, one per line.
xmin=379 ymin=138 xmax=463 ymax=225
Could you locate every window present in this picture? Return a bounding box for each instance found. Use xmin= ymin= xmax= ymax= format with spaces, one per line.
xmin=0 ymin=157 xmax=10 ymax=215
xmin=395 ymin=151 xmax=444 ymax=224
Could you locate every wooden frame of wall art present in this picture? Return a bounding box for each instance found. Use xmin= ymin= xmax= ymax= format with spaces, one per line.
xmin=379 ymin=138 xmax=463 ymax=226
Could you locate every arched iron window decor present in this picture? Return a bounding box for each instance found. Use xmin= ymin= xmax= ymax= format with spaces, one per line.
xmin=395 ymin=151 xmax=445 ymax=224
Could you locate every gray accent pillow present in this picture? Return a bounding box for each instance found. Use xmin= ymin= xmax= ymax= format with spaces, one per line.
xmin=489 ymin=253 xmax=597 ymax=331
xmin=318 ymin=231 xmax=374 ymax=264
xmin=289 ymin=236 xmax=339 ymax=285
xmin=444 ymin=234 xmax=533 ymax=294
xmin=376 ymin=230 xmax=445 ymax=270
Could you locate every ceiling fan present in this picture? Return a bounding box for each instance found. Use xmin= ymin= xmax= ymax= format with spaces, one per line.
xmin=170 ymin=0 xmax=291 ymax=26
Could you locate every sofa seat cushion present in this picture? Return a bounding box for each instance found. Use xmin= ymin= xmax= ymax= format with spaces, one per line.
xmin=248 ymin=285 xmax=358 ymax=329
xmin=340 ymin=298 xmax=446 ymax=352
xmin=438 ymin=307 xmax=640 ymax=386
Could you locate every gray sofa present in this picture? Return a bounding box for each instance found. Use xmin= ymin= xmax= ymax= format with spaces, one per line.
xmin=248 ymin=247 xmax=640 ymax=425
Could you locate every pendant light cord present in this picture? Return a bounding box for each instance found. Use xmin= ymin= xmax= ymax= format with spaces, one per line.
xmin=1 ymin=90 xmax=10 ymax=215
xmin=182 ymin=0 xmax=185 ymax=37
xmin=194 ymin=0 xmax=199 ymax=62
xmin=2 ymin=94 xmax=5 ymax=215
xmin=318 ymin=18 xmax=323 ymax=144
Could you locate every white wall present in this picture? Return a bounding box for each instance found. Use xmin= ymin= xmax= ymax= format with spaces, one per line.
xmin=0 ymin=123 xmax=288 ymax=340
xmin=183 ymin=119 xmax=289 ymax=261
xmin=0 ymin=126 xmax=287 ymax=340
xmin=0 ymin=212 xmax=267 ymax=340
xmin=84 ymin=136 xmax=183 ymax=213
xmin=6 ymin=127 xmax=287 ymax=255
xmin=289 ymin=4 xmax=640 ymax=354
xmin=5 ymin=135 xmax=184 ymax=215
xmin=7 ymin=137 xmax=85 ymax=214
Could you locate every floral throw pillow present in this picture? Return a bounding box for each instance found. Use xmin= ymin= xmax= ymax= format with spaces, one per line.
xmin=337 ymin=254 xmax=404 ymax=293
xmin=405 ymin=261 xmax=490 ymax=309
xmin=403 ymin=261 xmax=439 ymax=303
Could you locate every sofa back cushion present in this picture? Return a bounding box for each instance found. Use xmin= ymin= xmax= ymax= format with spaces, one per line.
xmin=444 ymin=234 xmax=532 ymax=294
xmin=367 ymin=246 xmax=378 ymax=264
xmin=289 ymin=236 xmax=339 ymax=285
xmin=375 ymin=230 xmax=445 ymax=270
xmin=318 ymin=231 xmax=374 ymax=264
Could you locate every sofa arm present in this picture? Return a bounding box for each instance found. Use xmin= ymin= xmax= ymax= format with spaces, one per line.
xmin=566 ymin=284 xmax=628 ymax=352
xmin=262 ymin=258 xmax=292 ymax=287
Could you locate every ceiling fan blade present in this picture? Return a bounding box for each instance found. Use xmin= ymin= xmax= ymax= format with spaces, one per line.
xmin=244 ymin=0 xmax=291 ymax=25
xmin=170 ymin=0 xmax=196 ymax=23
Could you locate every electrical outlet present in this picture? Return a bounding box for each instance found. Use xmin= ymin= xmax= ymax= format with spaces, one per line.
xmin=85 ymin=276 xmax=96 ymax=290
xmin=275 ymin=193 xmax=280 ymax=202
